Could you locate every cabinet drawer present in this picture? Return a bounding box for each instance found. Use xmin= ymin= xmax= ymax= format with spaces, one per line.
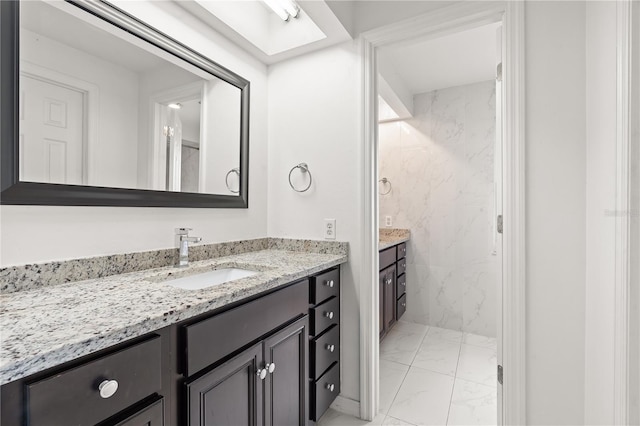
xmin=397 ymin=243 xmax=407 ymax=260
xmin=396 ymin=259 xmax=406 ymax=277
xmin=310 ymin=325 xmax=339 ymax=380
xmin=311 ymin=362 xmax=340 ymax=421
xmin=396 ymin=274 xmax=406 ymax=298
xmin=184 ymin=280 xmax=308 ymax=377
xmin=379 ymin=247 xmax=396 ymax=270
xmin=311 ymin=296 xmax=339 ymax=336
xmin=397 ymin=294 xmax=407 ymax=320
xmin=26 ymin=336 xmax=161 ymax=426
xmin=310 ymin=268 xmax=340 ymax=304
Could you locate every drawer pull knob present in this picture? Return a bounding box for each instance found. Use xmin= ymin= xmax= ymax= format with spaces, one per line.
xmin=386 ymin=279 xmax=392 ymax=285
xmin=402 ymin=263 xmax=406 ymax=268
xmin=257 ymin=368 xmax=267 ymax=380
xmin=326 ymin=383 xmax=335 ymax=392
xmin=325 ymin=280 xmax=335 ymax=288
xmin=268 ymin=362 xmax=276 ymax=374
xmin=402 ymin=302 xmax=406 ymax=307
xmin=325 ymin=344 xmax=335 ymax=352
xmin=98 ymin=380 xmax=119 ymax=399
xmin=324 ymin=311 xmax=334 ymax=319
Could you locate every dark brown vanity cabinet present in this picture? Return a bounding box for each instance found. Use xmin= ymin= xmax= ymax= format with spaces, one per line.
xmin=309 ymin=267 xmax=341 ymax=422
xmin=186 ymin=317 xmax=308 ymax=426
xmin=379 ymin=242 xmax=408 ymax=340
xmin=1 ymin=267 xmax=342 ymax=426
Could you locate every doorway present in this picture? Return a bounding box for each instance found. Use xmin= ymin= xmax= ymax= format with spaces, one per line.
xmin=358 ymin=3 xmax=526 ymax=425
xmin=375 ymin=21 xmax=502 ymax=426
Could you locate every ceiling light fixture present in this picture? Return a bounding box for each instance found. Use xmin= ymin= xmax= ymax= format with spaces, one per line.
xmin=263 ymin=0 xmax=300 ymax=22
xmin=168 ymin=103 xmax=182 ymax=109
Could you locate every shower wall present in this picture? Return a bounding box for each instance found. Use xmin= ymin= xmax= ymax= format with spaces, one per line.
xmin=379 ymin=80 xmax=497 ymax=337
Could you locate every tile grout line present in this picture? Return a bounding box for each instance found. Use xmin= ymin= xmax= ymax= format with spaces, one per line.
xmin=445 ymin=338 xmax=463 ymax=426
xmin=407 ymin=325 xmax=430 ymax=366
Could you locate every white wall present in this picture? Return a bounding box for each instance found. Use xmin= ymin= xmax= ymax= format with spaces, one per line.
xmin=0 ymin=1 xmax=269 ymax=267
xmin=525 ymin=2 xmax=586 ymax=424
xmin=379 ymin=81 xmax=498 ymax=337
xmin=20 ymin=29 xmax=139 ymax=189
xmin=584 ymin=2 xmax=617 ymax=424
xmin=267 ymin=41 xmax=362 ymax=402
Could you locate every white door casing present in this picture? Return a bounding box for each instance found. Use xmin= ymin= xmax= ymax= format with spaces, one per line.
xmin=358 ymin=2 xmax=526 ymax=424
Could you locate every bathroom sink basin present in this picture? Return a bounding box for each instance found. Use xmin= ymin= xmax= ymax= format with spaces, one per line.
xmin=162 ymin=268 xmax=258 ymax=290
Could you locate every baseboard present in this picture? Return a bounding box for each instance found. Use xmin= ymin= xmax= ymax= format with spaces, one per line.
xmin=330 ymin=395 xmax=361 ymax=418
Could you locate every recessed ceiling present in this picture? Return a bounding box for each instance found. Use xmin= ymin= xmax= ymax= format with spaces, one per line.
xmin=177 ymin=0 xmax=352 ymax=65
xmin=378 ymin=22 xmax=500 ymax=96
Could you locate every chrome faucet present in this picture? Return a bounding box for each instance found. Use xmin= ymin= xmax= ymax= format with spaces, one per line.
xmin=176 ymin=228 xmax=202 ymax=267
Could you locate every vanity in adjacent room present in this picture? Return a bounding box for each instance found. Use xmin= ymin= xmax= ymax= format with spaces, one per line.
xmin=378 ymin=229 xmax=411 ymax=340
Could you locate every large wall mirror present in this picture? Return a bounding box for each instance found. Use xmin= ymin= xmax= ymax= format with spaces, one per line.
xmin=0 ymin=0 xmax=249 ymax=207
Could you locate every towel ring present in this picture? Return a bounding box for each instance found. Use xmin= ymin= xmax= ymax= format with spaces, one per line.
xmin=379 ymin=177 xmax=392 ymax=195
xmin=288 ymin=163 xmax=313 ymax=193
xmin=225 ymin=168 xmax=240 ymax=194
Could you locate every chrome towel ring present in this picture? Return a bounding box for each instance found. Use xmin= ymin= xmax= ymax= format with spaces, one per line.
xmin=288 ymin=163 xmax=313 ymax=193
xmin=225 ymin=168 xmax=240 ymax=193
xmin=379 ymin=177 xmax=392 ymax=195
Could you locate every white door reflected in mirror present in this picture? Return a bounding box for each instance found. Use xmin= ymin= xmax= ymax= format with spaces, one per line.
xmin=18 ymin=0 xmax=243 ymax=196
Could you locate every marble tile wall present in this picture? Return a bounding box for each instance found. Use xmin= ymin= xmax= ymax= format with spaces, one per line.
xmin=379 ymin=80 xmax=498 ymax=337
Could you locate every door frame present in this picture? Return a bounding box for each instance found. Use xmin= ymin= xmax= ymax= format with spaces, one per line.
xmin=357 ymin=2 xmax=526 ymax=424
xmin=614 ymin=0 xmax=638 ymax=423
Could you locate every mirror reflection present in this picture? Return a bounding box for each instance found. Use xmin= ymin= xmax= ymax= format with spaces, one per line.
xmin=19 ymin=1 xmax=242 ymax=195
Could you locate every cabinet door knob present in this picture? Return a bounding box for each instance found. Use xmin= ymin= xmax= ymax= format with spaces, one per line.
xmin=325 ymin=383 xmax=335 ymax=392
xmin=98 ymin=379 xmax=118 ymax=399
xmin=325 ymin=344 xmax=335 ymax=352
xmin=257 ymin=368 xmax=267 ymax=380
xmin=386 ymin=279 xmax=392 ymax=285
xmin=324 ymin=280 xmax=334 ymax=288
xmin=267 ymin=362 xmax=276 ymax=374
xmin=324 ymin=311 xmax=334 ymax=319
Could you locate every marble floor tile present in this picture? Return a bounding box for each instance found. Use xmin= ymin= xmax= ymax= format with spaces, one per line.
xmin=456 ymin=344 xmax=497 ymax=388
xmin=426 ymin=326 xmax=463 ymax=343
xmin=462 ymin=333 xmax=497 ymax=350
xmin=412 ymin=334 xmax=461 ymax=376
xmin=387 ymin=366 xmax=455 ymax=426
xmin=447 ymin=378 xmax=497 ymax=425
xmin=379 ymin=359 xmax=410 ymax=414
xmin=380 ymin=321 xmax=429 ymax=365
xmin=382 ymin=415 xmax=416 ymax=425
xmin=318 ymin=408 xmax=385 ymax=426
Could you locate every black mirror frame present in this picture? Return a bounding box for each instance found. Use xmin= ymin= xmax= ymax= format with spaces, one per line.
xmin=0 ymin=0 xmax=249 ymax=208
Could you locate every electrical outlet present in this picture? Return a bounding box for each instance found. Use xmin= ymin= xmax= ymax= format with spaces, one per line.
xmin=385 ymin=215 xmax=392 ymax=227
xmin=324 ymin=219 xmax=336 ymax=240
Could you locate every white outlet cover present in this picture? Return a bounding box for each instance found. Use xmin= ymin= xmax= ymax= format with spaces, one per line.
xmin=324 ymin=219 xmax=336 ymax=240
xmin=385 ymin=215 xmax=392 ymax=227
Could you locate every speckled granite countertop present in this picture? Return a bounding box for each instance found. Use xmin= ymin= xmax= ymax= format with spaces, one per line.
xmin=379 ymin=228 xmax=411 ymax=250
xmin=0 ymin=249 xmax=347 ymax=385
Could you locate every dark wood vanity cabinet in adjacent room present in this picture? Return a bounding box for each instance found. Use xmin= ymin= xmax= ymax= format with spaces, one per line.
xmin=379 ymin=242 xmax=407 ymax=340
xmin=0 ymin=266 xmax=342 ymax=426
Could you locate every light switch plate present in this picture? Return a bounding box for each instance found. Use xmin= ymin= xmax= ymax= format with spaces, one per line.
xmin=324 ymin=219 xmax=336 ymax=240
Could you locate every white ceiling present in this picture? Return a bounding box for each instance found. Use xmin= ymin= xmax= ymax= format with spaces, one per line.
xmin=177 ymin=0 xmax=352 ymax=65
xmin=378 ymin=22 xmax=500 ymax=96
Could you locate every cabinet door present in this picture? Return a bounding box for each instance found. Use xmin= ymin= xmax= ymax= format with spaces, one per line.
xmin=186 ymin=343 xmax=263 ymax=426
xmin=383 ymin=265 xmax=396 ymax=331
xmin=379 ymin=269 xmax=386 ymax=338
xmin=263 ymin=316 xmax=309 ymax=426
